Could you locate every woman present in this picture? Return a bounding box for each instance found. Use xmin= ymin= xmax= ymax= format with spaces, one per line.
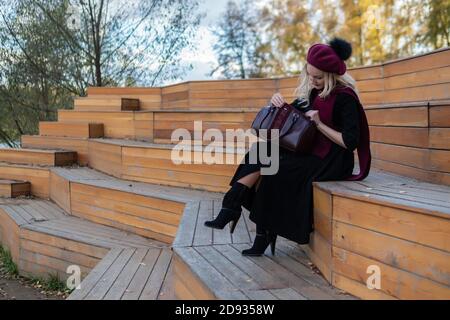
xmin=205 ymin=38 xmax=371 ymax=256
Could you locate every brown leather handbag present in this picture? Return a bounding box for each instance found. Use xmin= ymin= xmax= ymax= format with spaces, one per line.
xmin=251 ymin=100 xmax=317 ymax=153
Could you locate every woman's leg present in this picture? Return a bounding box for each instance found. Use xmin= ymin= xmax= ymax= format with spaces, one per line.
xmin=237 ymin=171 xmax=261 ymax=188
xmin=242 ymin=224 xmax=277 ymax=256
xmin=204 ymin=171 xmax=260 ymax=232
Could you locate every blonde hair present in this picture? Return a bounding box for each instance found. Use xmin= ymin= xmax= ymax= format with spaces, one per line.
xmin=293 ymin=63 xmax=359 ymax=107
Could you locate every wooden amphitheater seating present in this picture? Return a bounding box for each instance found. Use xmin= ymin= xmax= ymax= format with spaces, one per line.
xmin=0 ymin=148 xmax=77 ymax=167
xmin=306 ymin=168 xmax=450 ymax=300
xmin=21 ymin=137 xmax=248 ymax=193
xmin=0 ymin=47 xmax=448 ymax=300
xmin=74 ymin=97 xmax=140 ymax=112
xmin=300 ymin=48 xmax=450 ymax=299
xmin=0 ymin=197 xmax=171 ymax=296
xmin=39 ymin=122 xmax=104 ymax=139
xmin=0 ymin=161 xmax=347 ymax=299
xmin=0 ymin=180 xmax=30 ymax=198
xmin=56 ymin=110 xmax=153 ymax=141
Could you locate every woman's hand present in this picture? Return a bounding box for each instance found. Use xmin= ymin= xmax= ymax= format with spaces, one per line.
xmin=305 ymin=110 xmax=322 ymax=125
xmin=270 ymin=93 xmax=286 ymax=108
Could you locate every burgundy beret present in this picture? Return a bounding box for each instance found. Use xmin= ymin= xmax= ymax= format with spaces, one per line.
xmin=307 ymin=43 xmax=347 ymax=75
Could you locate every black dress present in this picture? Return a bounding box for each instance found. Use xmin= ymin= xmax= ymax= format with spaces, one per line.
xmin=229 ymin=92 xmax=360 ymax=244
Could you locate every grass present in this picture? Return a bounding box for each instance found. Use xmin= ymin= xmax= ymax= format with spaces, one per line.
xmin=0 ymin=245 xmax=19 ymax=277
xmin=29 ymin=274 xmax=69 ymax=293
xmin=0 ymin=244 xmax=71 ymax=297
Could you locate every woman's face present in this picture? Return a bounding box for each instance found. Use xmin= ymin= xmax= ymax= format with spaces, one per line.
xmin=307 ymin=64 xmax=325 ymax=90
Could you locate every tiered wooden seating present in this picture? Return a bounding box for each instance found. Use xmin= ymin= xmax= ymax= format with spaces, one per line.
xmin=86 ymin=81 xmax=276 ymax=111
xmin=153 ymin=109 xmax=258 ymax=145
xmin=367 ymin=99 xmax=450 ymax=185
xmin=19 ymin=137 xmax=245 ymax=194
xmin=0 ymin=163 xmax=50 ymax=198
xmin=0 ymin=197 xmax=163 ymax=283
xmin=21 ymin=110 xmax=256 ymax=165
xmin=67 ymin=247 xmax=174 ymax=300
xmin=39 ymin=122 xmax=104 ymax=139
xmin=87 ymin=139 xmax=245 ymax=193
xmin=0 ymin=148 xmax=76 ymax=167
xmin=0 ymin=180 xmax=30 ymax=198
xmin=57 ymin=110 xmax=153 ymax=141
xmin=21 ymin=135 xmax=89 ymax=165
xmin=84 ymin=50 xmax=447 ymax=112
xmin=172 ymin=206 xmax=354 ymax=300
xmin=49 ymin=167 xmax=189 ymax=244
xmin=86 ymin=87 xmax=162 ymax=111
xmin=74 ymin=97 xmax=140 ymax=111
xmin=1 ymin=48 xmax=449 ymax=300
xmin=305 ymin=168 xmax=450 ymax=300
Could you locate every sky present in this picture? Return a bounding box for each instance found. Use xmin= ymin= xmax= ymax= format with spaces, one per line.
xmin=174 ymin=0 xmax=231 ymax=84
xmin=172 ymin=0 xmax=268 ymax=84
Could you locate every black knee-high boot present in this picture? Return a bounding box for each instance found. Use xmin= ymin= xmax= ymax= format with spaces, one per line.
xmin=241 ymin=225 xmax=277 ymax=256
xmin=204 ymin=182 xmax=249 ymax=233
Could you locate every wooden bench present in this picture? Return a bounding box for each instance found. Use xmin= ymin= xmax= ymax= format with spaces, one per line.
xmin=74 ymin=97 xmax=140 ymax=112
xmin=57 ymin=110 xmax=153 ymax=141
xmin=1 ymin=163 xmax=349 ymax=300
xmin=307 ymin=167 xmax=450 ymax=299
xmin=0 ymin=148 xmax=77 ymax=167
xmin=0 ymin=198 xmax=155 ymax=271
xmin=22 ymin=137 xmax=248 ymax=193
xmin=86 ymin=138 xmax=246 ymax=193
xmin=2 ymin=48 xmax=449 ymax=300
xmin=0 ymin=180 xmax=30 ymax=198
xmin=39 ymin=122 xmax=104 ymax=139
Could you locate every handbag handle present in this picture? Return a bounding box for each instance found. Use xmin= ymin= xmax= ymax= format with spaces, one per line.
xmin=279 ymin=112 xmax=316 ymax=138
xmin=261 ymin=105 xmax=277 ymax=127
xmin=279 ymin=113 xmax=299 ymax=138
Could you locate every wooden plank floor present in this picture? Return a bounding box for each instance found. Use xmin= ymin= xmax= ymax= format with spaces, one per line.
xmin=0 ymin=197 xmax=172 ymax=300
xmin=173 ymin=209 xmax=355 ymax=300
xmin=68 ymin=247 xmax=174 ymax=300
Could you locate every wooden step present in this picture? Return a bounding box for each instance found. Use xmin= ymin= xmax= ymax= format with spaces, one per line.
xmin=57 ymin=110 xmax=152 ymax=141
xmin=0 ymin=179 xmax=31 ymax=198
xmin=0 ymin=168 xmax=357 ymax=300
xmin=22 ymin=135 xmax=252 ymax=193
xmin=39 ymin=122 xmax=104 ymax=139
xmin=50 ymin=166 xmax=210 ymax=244
xmin=87 ymin=138 xmax=247 ymax=193
xmin=21 ymin=135 xmax=89 ymax=166
xmin=74 ymin=98 xmax=140 ymax=111
xmin=364 ymin=100 xmax=450 ymax=186
xmin=0 ymin=162 xmax=51 ymax=199
xmin=82 ymin=49 xmax=450 ymax=108
xmin=307 ymin=168 xmax=450 ymax=300
xmin=153 ymin=109 xmax=257 ymax=143
xmin=86 ymin=87 xmax=162 ymax=111
xmin=172 ymin=199 xmax=355 ymax=300
xmin=0 ymin=148 xmax=76 ymax=166
xmin=0 ymin=198 xmax=159 ymax=283
xmin=67 ymin=247 xmax=173 ymax=300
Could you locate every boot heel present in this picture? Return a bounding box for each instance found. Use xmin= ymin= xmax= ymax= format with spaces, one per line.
xmin=270 ymin=236 xmax=277 ymax=255
xmin=229 ymin=218 xmax=238 ymax=234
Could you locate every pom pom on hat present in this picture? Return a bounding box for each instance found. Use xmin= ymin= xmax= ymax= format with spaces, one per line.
xmin=307 ymin=37 xmax=352 ymax=75
xmin=329 ymin=37 xmax=352 ymax=61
